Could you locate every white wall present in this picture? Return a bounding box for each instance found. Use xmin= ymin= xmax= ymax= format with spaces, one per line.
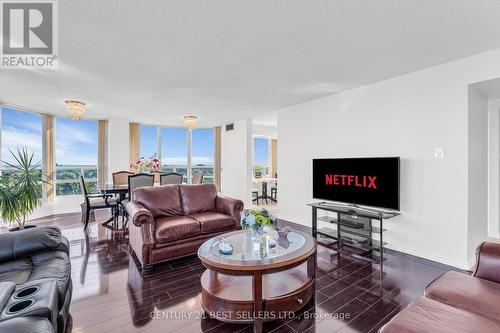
xmin=107 ymin=117 xmax=130 ymax=179
xmin=253 ymin=124 xmax=277 ymax=139
xmin=221 ymin=118 xmax=253 ymax=206
xmin=488 ymin=99 xmax=500 ymax=238
xmin=277 ymin=48 xmax=500 ymax=269
xmin=467 ymin=86 xmax=489 ymax=264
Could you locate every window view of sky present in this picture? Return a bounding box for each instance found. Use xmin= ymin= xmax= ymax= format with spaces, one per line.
xmin=1 ymin=108 xmax=98 ymax=167
xmin=140 ymin=125 xmax=157 ymax=159
xmin=1 ymin=108 xmax=42 ymax=166
xmin=192 ymin=128 xmax=214 ymax=166
xmin=162 ymin=128 xmax=187 ymax=166
xmin=55 ymin=118 xmax=97 ymax=166
xmin=254 ymin=137 xmax=269 ymax=166
xmin=140 ymin=127 xmax=215 ymax=166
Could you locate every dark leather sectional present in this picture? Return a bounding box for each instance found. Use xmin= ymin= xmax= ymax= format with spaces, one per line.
xmin=0 ymin=227 xmax=72 ymax=333
xmin=126 ymin=183 xmax=244 ymax=273
xmin=380 ymin=242 xmax=500 ymax=333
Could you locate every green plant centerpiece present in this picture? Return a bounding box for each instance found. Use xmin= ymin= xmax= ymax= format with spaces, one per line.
xmin=0 ymin=148 xmax=48 ymax=231
xmin=240 ymin=208 xmax=276 ymax=234
xmin=253 ymin=166 xmax=263 ymax=178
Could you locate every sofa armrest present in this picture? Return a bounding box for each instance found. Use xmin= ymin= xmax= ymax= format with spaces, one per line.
xmin=0 ymin=282 xmax=15 ymax=312
xmin=216 ymin=195 xmax=244 ymax=228
xmin=0 ymin=226 xmax=68 ymax=263
xmin=473 ymin=242 xmax=500 ymax=283
xmin=126 ymin=201 xmax=154 ymax=227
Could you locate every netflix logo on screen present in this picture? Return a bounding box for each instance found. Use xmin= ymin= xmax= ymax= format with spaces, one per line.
xmin=313 ymin=157 xmax=400 ymax=210
xmin=325 ymin=174 xmax=377 ymax=189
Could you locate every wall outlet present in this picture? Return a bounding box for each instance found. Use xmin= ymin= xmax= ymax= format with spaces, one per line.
xmin=434 ymin=147 xmax=445 ymax=159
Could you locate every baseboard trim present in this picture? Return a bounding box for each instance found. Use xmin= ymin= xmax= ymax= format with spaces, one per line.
xmin=277 ymin=214 xmax=470 ymax=270
xmin=385 ymin=243 xmax=470 ymax=271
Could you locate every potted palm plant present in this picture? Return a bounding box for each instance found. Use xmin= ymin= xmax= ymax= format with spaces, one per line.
xmin=0 ymin=148 xmax=47 ymax=231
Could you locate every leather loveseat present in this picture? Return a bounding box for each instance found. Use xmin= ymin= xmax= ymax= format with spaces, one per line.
xmin=0 ymin=226 xmax=72 ymax=333
xmin=380 ymin=242 xmax=500 ymax=333
xmin=126 ymin=183 xmax=244 ymax=273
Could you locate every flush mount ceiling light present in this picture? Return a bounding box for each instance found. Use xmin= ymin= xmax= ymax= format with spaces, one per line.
xmin=183 ymin=115 xmax=198 ymax=130
xmin=65 ymin=100 xmax=86 ymax=120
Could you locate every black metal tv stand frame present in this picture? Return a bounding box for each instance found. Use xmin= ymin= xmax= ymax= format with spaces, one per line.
xmin=308 ymin=201 xmax=400 ymax=262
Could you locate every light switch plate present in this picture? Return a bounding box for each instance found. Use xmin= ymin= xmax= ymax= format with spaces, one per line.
xmin=434 ymin=147 xmax=445 ymax=159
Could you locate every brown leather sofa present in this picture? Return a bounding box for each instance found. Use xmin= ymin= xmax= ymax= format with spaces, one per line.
xmin=380 ymin=242 xmax=500 ymax=333
xmin=126 ymin=183 xmax=244 ymax=273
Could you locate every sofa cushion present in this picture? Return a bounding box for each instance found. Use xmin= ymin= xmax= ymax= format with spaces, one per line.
xmin=0 ymin=227 xmax=69 ymax=264
xmin=155 ymin=216 xmax=201 ymax=244
xmin=380 ymin=296 xmax=500 ymax=333
xmin=0 ymin=251 xmax=71 ymax=308
xmin=425 ymin=270 xmax=500 ymax=323
xmin=0 ymin=258 xmax=33 ymax=284
xmin=190 ymin=211 xmax=236 ymax=234
xmin=134 ymin=185 xmax=182 ymax=218
xmin=30 ymin=251 xmax=72 ymax=307
xmin=179 ymin=184 xmax=217 ymax=215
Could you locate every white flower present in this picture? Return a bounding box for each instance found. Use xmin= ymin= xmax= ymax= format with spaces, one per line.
xmin=246 ymin=214 xmax=256 ymax=226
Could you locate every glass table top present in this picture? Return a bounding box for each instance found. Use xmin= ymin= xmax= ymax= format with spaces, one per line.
xmin=209 ymin=228 xmax=306 ymax=262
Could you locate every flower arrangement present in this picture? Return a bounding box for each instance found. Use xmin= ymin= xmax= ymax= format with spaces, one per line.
xmin=240 ymin=208 xmax=276 ymax=232
xmin=253 ymin=166 xmax=263 ymax=178
xmin=130 ymin=154 xmax=161 ymax=172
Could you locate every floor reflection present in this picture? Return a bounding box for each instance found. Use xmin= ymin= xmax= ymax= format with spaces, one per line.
xmin=28 ymin=210 xmax=459 ymax=333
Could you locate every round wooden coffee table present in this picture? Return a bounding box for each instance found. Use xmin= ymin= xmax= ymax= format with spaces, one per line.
xmin=198 ymin=228 xmax=317 ymax=333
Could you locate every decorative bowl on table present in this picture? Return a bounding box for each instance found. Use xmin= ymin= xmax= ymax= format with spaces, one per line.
xmin=276 ymin=226 xmax=292 ymax=239
xmin=218 ymin=238 xmax=233 ymax=255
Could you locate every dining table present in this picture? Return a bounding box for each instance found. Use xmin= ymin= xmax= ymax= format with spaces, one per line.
xmin=252 ymin=177 xmax=277 ymax=204
xmin=98 ymin=184 xmax=130 ymax=231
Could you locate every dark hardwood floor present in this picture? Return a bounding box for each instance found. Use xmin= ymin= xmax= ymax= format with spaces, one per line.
xmin=28 ymin=209 xmax=463 ymax=333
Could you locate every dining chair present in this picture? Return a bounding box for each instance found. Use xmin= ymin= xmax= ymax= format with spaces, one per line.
xmin=80 ymin=176 xmax=117 ymax=230
xmin=112 ymin=171 xmax=134 ymax=214
xmin=160 ymin=172 xmax=183 ymax=185
xmin=252 ymin=189 xmax=260 ymax=205
xmin=113 ymin=171 xmax=134 ymax=185
xmin=271 ymin=173 xmax=277 ymax=201
xmin=192 ymin=172 xmax=204 ymax=184
xmin=150 ymin=171 xmax=165 ymax=184
xmin=128 ymin=173 xmax=155 ymax=201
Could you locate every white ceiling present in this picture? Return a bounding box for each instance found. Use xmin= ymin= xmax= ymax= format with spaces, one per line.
xmin=2 ymin=0 xmax=500 ymax=127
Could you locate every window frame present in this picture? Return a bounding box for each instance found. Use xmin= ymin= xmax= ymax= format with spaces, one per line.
xmin=0 ymin=105 xmax=105 ymax=200
xmin=139 ymin=125 xmax=215 ymax=183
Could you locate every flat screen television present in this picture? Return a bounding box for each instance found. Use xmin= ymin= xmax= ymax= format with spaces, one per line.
xmin=313 ymin=157 xmax=400 ymax=210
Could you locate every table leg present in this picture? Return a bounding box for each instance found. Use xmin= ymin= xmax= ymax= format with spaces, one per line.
xmin=262 ymin=182 xmax=268 ymax=204
xmin=307 ymin=252 xmax=317 ymax=304
xmin=255 ymin=181 xmax=277 ymax=203
xmin=253 ymin=271 xmax=263 ymax=333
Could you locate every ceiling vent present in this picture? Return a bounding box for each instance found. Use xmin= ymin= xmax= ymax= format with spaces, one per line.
xmin=225 ymin=123 xmax=234 ymax=131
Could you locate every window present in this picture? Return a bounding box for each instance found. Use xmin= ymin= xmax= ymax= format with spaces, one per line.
xmin=161 ymin=128 xmax=188 ymax=177
xmin=192 ymin=128 xmax=214 ymax=183
xmin=1 ymin=107 xmax=43 ymax=174
xmin=254 ymin=137 xmax=269 ymax=176
xmin=55 ymin=118 xmax=98 ymax=195
xmin=139 ymin=125 xmax=157 ymax=160
xmin=139 ymin=125 xmax=215 ymax=183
